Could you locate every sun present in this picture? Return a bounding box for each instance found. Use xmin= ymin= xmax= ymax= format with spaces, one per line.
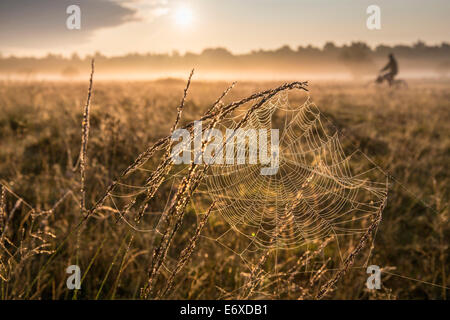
xmin=173 ymin=6 xmax=193 ymax=27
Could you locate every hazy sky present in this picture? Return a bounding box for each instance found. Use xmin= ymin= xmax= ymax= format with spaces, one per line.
xmin=1 ymin=0 xmax=449 ymax=57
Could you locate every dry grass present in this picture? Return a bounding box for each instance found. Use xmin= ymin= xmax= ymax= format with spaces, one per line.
xmin=0 ymin=74 xmax=448 ymax=299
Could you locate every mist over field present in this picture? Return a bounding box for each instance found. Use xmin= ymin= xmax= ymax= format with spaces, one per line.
xmin=1 ymin=41 xmax=449 ymax=81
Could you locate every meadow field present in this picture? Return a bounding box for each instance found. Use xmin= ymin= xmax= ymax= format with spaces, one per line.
xmin=0 ymin=77 xmax=448 ymax=299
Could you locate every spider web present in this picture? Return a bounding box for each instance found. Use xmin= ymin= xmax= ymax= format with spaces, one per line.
xmin=194 ymin=92 xmax=387 ymax=253
xmin=100 ymin=90 xmax=387 ymax=297
xmin=104 ymin=91 xmax=387 ymax=257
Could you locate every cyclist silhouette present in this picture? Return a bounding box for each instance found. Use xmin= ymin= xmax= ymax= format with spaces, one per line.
xmin=378 ymin=53 xmax=398 ymax=86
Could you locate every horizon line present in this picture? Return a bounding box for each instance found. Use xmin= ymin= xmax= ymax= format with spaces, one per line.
xmin=2 ymin=39 xmax=449 ymax=60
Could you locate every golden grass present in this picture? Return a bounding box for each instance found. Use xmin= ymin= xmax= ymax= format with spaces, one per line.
xmin=0 ymin=76 xmax=448 ymax=299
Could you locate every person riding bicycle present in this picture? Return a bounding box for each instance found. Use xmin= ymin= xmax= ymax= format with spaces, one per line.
xmin=378 ymin=53 xmax=398 ymax=86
